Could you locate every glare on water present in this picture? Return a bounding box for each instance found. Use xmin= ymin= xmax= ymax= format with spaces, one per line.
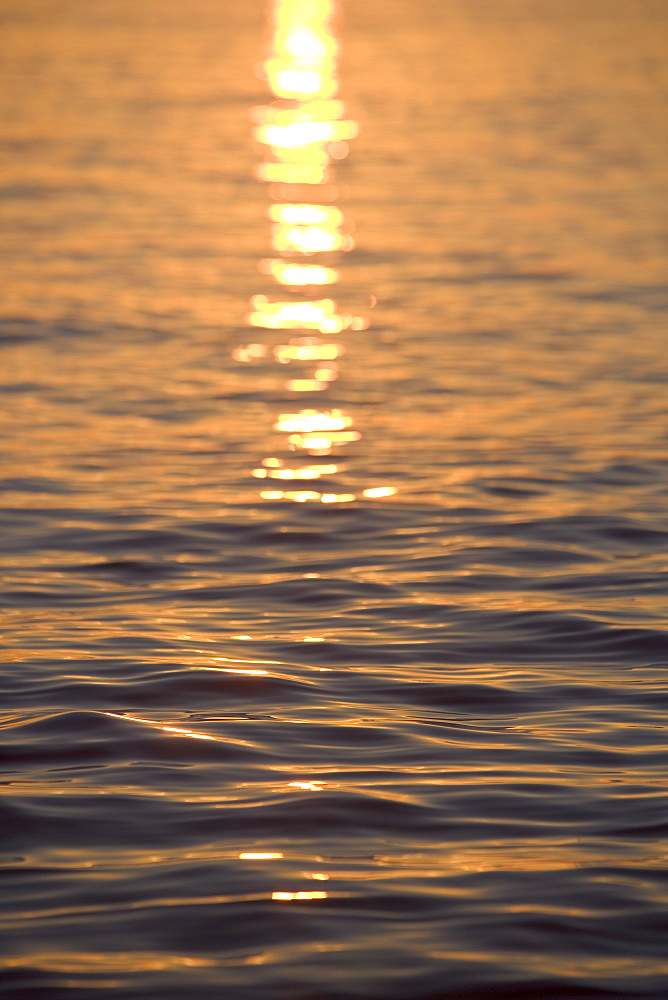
xmin=239 ymin=0 xmax=391 ymax=505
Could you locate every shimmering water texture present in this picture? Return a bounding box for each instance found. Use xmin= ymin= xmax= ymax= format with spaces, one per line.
xmin=1 ymin=0 xmax=668 ymax=998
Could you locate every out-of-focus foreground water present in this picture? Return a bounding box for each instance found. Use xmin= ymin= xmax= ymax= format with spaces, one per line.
xmin=1 ymin=0 xmax=667 ymax=997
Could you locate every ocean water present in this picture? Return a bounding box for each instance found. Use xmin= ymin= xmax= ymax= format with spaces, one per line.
xmin=1 ymin=0 xmax=668 ymax=997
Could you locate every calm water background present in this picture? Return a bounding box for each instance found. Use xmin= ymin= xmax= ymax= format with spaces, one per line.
xmin=1 ymin=0 xmax=668 ymax=997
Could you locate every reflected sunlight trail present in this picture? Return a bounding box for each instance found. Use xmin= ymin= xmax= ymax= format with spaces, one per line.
xmin=234 ymin=0 xmax=394 ymax=504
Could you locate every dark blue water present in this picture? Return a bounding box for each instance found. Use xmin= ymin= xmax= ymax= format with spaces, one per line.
xmin=1 ymin=0 xmax=667 ymax=997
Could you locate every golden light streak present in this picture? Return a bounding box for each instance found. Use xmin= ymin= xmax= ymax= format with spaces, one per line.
xmin=259 ymin=490 xmax=357 ymax=503
xmin=285 ymin=491 xmax=321 ymax=502
xmin=254 ymin=466 xmax=335 ymax=480
xmin=285 ymin=378 xmax=328 ymax=391
xmin=197 ymin=667 xmax=270 ymax=676
xmin=239 ymin=853 xmax=284 ymax=860
xmin=211 ymin=655 xmax=283 ymax=664
xmin=253 ymin=463 xmax=340 ymax=480
xmin=362 ymin=487 xmax=397 ymax=498
xmin=274 ymin=409 xmax=352 ymax=433
xmin=270 ymin=224 xmax=350 ymax=254
xmin=265 ymin=0 xmax=338 ymax=101
xmin=103 ymin=713 xmax=219 ymax=742
xmin=251 ymin=296 xmax=334 ymax=320
xmin=273 ymin=342 xmax=343 ymax=362
xmin=266 ymin=69 xmax=333 ymax=100
xmin=268 ymin=204 xmax=343 ymax=225
xmin=249 ymin=296 xmax=359 ymax=332
xmin=271 ymin=891 xmax=328 ymax=900
xmin=256 ymin=163 xmax=328 ymax=185
xmin=261 ymin=260 xmax=339 ymax=285
xmin=287 ymin=430 xmax=361 ymax=449
xmin=255 ymin=121 xmax=357 ymax=150
xmin=321 ymin=492 xmax=355 ymax=502
xmin=268 ymin=145 xmax=330 ymax=166
xmin=287 ymin=435 xmax=332 ymax=452
xmin=0 ymin=954 xmax=218 ymax=973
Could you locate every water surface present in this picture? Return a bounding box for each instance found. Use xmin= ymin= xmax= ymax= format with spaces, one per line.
xmin=1 ymin=1 xmax=668 ymax=997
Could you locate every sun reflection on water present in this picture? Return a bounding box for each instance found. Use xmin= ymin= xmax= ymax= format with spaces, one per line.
xmin=235 ymin=0 xmax=395 ymax=504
